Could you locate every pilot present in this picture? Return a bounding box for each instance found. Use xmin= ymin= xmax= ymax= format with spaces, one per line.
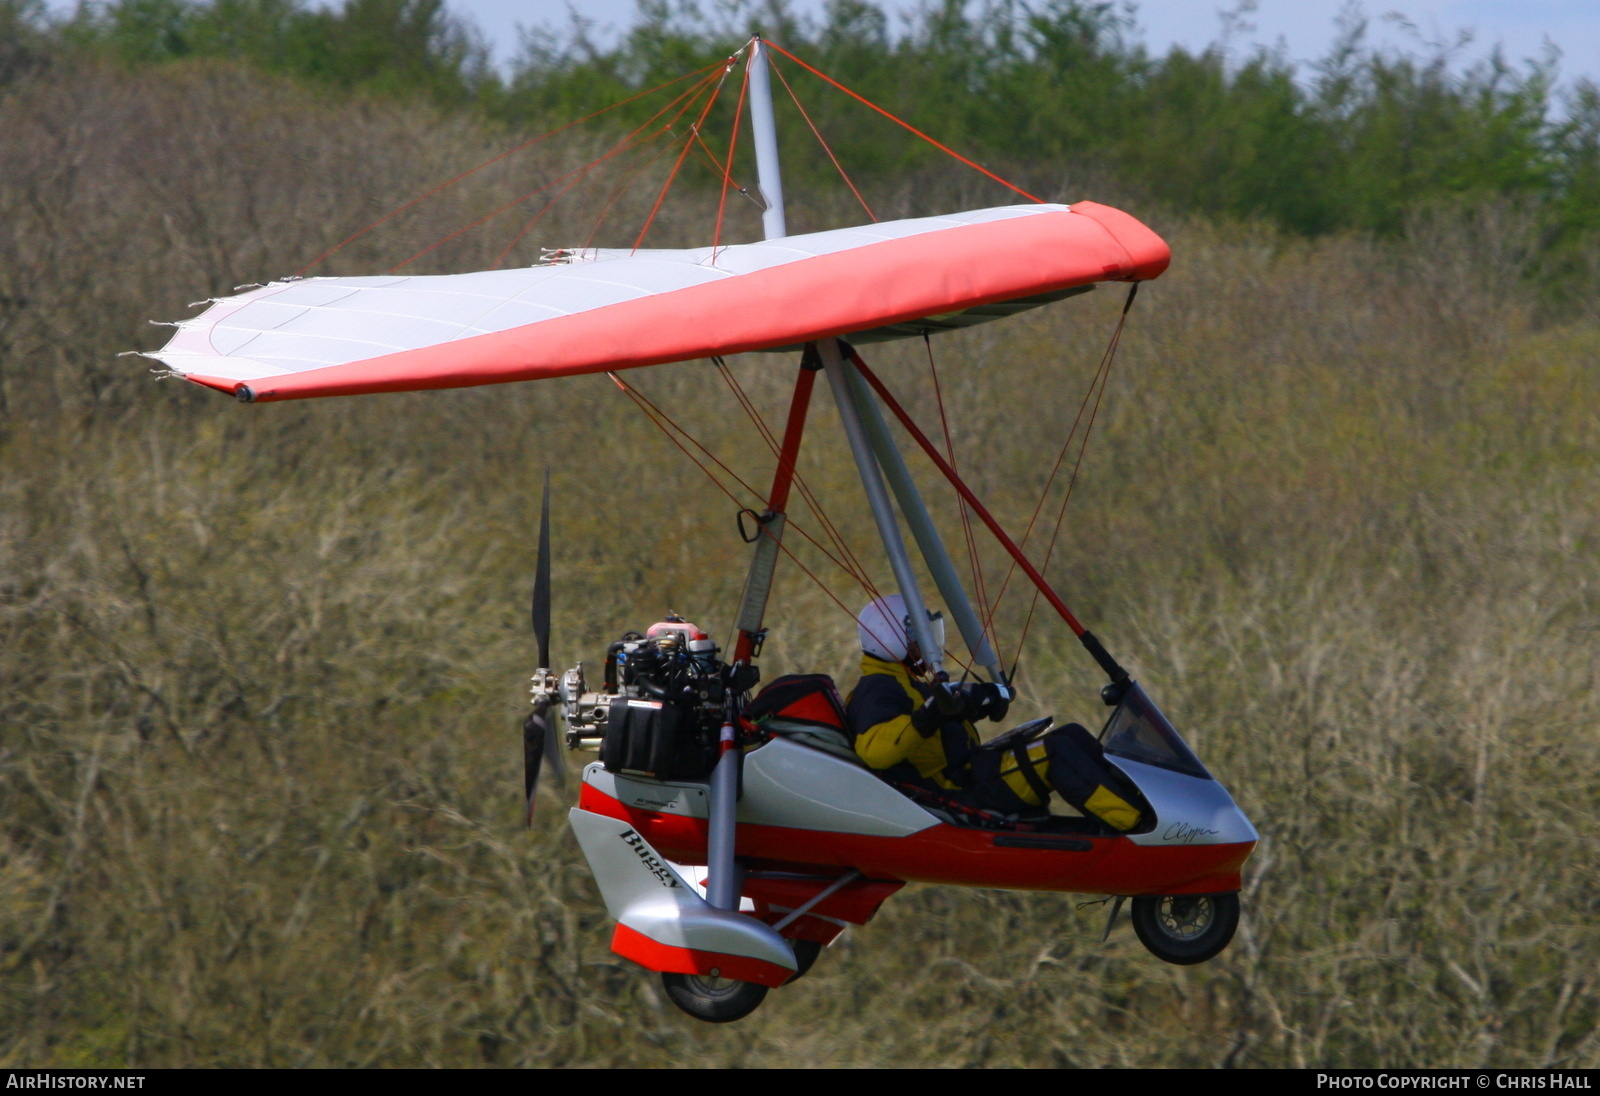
xmin=845 ymin=594 xmax=1143 ymax=831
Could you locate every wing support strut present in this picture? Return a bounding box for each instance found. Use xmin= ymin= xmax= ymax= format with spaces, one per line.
xmin=820 ymin=337 xmax=948 ymax=678
xmin=732 ymin=351 xmax=818 ymax=664
xmin=836 ymin=354 xmax=1005 ymax=683
xmin=846 ymin=348 xmax=1131 ymax=690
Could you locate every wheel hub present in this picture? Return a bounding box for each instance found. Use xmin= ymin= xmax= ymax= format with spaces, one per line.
xmin=1158 ymin=896 xmax=1215 ymax=940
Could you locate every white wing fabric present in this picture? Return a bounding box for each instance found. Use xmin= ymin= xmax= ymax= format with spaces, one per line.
xmin=150 ymin=202 xmax=1168 ymax=403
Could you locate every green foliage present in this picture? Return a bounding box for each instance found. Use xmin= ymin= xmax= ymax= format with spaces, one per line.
xmin=54 ymin=0 xmax=491 ymax=104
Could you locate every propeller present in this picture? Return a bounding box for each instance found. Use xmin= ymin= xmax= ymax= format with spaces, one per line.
xmin=533 ymin=467 xmax=552 ymax=672
xmin=524 ymin=468 xmax=565 ymax=826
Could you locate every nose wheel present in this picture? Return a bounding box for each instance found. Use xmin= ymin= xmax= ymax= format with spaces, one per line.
xmin=1130 ymin=892 xmax=1240 ymax=965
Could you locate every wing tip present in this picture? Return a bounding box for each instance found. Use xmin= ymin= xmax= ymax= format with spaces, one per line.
xmin=1066 ymin=201 xmax=1172 ymax=281
xmin=182 ymin=373 xmax=256 ymax=402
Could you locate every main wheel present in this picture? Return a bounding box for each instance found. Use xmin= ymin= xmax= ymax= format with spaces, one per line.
xmin=784 ymin=939 xmax=823 ymax=984
xmin=1130 ymin=892 xmax=1240 ymax=965
xmin=661 ymin=972 xmax=768 ymax=1023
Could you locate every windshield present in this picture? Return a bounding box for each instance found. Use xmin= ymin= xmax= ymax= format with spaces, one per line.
xmin=1099 ymin=683 xmax=1211 ymax=779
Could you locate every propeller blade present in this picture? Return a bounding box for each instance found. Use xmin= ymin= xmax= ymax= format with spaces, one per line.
xmin=525 ymin=471 xmax=563 ymax=825
xmin=532 ymin=468 xmax=552 ymax=671
xmin=543 ymin=705 xmax=568 ymax=789
xmin=524 ymin=698 xmax=549 ymax=826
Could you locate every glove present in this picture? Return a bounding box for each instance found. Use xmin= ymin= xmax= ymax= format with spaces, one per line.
xmin=910 ymin=686 xmax=964 ymax=737
xmin=962 ymin=682 xmax=1013 ymax=723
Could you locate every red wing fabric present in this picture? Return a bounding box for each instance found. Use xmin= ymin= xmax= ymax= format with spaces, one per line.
xmin=151 ymin=202 xmax=1168 ymax=403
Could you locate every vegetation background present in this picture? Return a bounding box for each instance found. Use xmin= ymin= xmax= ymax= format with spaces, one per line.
xmin=1 ymin=0 xmax=1598 ymax=1068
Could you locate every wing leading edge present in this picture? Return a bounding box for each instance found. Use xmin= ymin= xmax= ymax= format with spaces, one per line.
xmin=150 ymin=201 xmax=1168 ymax=403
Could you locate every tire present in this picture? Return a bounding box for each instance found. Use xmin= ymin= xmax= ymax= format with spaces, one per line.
xmin=661 ymin=972 xmax=768 ymax=1023
xmin=1130 ymin=892 xmax=1240 ymax=965
xmin=784 ymin=939 xmax=823 ymax=984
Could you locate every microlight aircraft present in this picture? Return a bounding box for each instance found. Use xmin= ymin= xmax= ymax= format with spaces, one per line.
xmin=149 ymin=36 xmax=1257 ymax=1023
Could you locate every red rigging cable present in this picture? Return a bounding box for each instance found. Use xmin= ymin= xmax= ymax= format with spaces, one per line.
xmin=1008 ymin=286 xmax=1135 ymax=668
xmin=300 ymin=42 xmax=1033 ymax=279
xmin=978 ymin=304 xmax=1125 ymax=639
xmin=713 ymin=358 xmax=882 ymax=599
xmin=768 ymin=56 xmax=876 ymax=223
xmin=634 ymin=56 xmax=739 ymax=251
xmin=609 ymin=369 xmax=941 ymax=670
xmin=689 ymin=128 xmax=752 ymax=203
xmin=607 ymin=372 xmax=766 ymax=505
xmin=293 ymin=61 xmax=728 ymax=277
xmin=612 ymin=370 xmax=874 ymax=594
xmin=391 ymin=69 xmax=724 ymax=272
xmin=763 ymin=40 xmax=1043 ymax=206
xmin=979 ymin=349 xmax=1104 ymax=635
xmin=846 ymin=349 xmax=1088 ymax=637
xmin=489 ymin=151 xmax=641 ymax=270
xmin=582 ymin=134 xmax=683 ymax=250
xmin=593 ymin=56 xmax=755 ymax=252
xmin=713 ymin=61 xmax=752 ymax=256
xmin=923 ymin=335 xmax=997 ymax=656
xmin=712 ymin=359 xmax=883 ymax=602
xmin=705 ymin=361 xmax=971 ymax=673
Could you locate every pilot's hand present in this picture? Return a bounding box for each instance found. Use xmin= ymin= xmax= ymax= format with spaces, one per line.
xmin=910 ymin=693 xmax=954 ymax=737
xmin=963 ymin=682 xmax=1013 ymax=723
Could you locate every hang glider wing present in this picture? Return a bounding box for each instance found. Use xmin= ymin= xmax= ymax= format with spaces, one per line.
xmin=150 ymin=201 xmax=1168 ymax=403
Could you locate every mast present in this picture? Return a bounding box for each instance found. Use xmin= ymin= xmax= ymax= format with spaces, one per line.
xmin=711 ymin=33 xmax=793 ymax=916
xmin=740 ymin=33 xmax=997 ymax=686
xmin=729 ymin=33 xmax=798 ymax=671
xmin=747 ymin=35 xmax=787 ymax=240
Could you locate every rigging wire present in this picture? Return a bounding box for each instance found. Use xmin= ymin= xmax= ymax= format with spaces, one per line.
xmin=292 ymin=60 xmax=727 ymax=277
xmin=922 ymin=333 xmax=998 ymax=662
xmin=1007 ymin=284 xmax=1138 ymax=672
xmin=712 ymin=59 xmax=752 ymax=257
xmin=763 ymin=40 xmax=1043 ymax=205
xmin=391 ymin=68 xmax=724 ymax=272
xmin=707 ymin=360 xmax=974 ymax=676
xmin=712 ymin=358 xmax=884 ymax=603
xmin=579 ymin=116 xmax=750 ymax=254
xmin=767 ymin=56 xmax=876 ymax=223
xmin=690 ymin=129 xmax=754 ymax=196
xmin=613 ymin=368 xmax=967 ymax=675
xmin=609 ymin=371 xmax=873 ymax=593
xmin=633 ymin=55 xmax=740 ymax=251
xmin=581 ymin=127 xmax=685 ymax=249
xmin=488 ymin=130 xmax=675 ymax=269
xmin=608 ymin=368 xmax=960 ymax=672
xmin=977 ymin=293 xmax=1127 ymax=640
xmin=713 ymin=358 xmax=881 ymax=598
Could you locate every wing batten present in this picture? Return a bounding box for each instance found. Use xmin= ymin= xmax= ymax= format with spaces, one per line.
xmin=152 ymin=202 xmax=1168 ymax=402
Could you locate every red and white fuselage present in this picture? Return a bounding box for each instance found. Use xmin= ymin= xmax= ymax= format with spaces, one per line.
xmin=568 ymin=736 xmax=1255 ymax=987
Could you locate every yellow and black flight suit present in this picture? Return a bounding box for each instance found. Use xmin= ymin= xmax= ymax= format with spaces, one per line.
xmin=845 ymin=653 xmax=1143 ymax=830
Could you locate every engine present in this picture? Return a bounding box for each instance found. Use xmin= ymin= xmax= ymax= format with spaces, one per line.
xmin=545 ymin=616 xmax=757 ymax=782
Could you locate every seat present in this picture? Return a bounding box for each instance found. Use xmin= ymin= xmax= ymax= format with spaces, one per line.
xmin=745 ymin=674 xmax=865 ymax=766
xmin=759 ymin=718 xmax=866 ymax=766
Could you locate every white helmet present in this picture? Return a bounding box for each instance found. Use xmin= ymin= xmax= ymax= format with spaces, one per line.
xmin=856 ymin=594 xmax=945 ymax=663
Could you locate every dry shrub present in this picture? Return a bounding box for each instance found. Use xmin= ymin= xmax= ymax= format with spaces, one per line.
xmin=1 ymin=60 xmax=1598 ymax=1068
